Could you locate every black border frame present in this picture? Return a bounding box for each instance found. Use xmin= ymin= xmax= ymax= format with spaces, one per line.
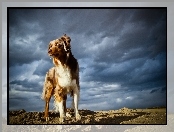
xmin=7 ymin=7 xmax=167 ymax=125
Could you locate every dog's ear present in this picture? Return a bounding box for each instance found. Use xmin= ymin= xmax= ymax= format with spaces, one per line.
xmin=64 ymin=34 xmax=71 ymax=44
xmin=61 ymin=34 xmax=71 ymax=52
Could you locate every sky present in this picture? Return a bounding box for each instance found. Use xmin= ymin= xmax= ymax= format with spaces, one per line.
xmin=7 ymin=8 xmax=167 ymax=113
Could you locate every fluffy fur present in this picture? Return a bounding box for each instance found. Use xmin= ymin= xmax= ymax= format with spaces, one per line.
xmin=42 ymin=34 xmax=81 ymax=122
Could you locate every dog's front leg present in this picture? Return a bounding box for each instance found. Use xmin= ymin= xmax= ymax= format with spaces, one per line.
xmin=58 ymin=100 xmax=65 ymax=123
xmin=54 ymin=98 xmax=65 ymax=123
xmin=54 ymin=87 xmax=66 ymax=123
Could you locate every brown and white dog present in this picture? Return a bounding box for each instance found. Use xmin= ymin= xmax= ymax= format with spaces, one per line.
xmin=42 ymin=34 xmax=81 ymax=122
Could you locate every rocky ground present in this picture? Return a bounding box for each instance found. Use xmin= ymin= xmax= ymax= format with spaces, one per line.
xmin=8 ymin=107 xmax=166 ymax=125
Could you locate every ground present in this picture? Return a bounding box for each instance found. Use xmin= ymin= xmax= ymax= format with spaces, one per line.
xmin=8 ymin=107 xmax=166 ymax=125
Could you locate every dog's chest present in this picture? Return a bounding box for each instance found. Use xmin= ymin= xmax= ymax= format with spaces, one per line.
xmin=56 ymin=65 xmax=74 ymax=89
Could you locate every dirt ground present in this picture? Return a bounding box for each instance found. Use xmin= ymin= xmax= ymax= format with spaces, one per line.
xmin=8 ymin=107 xmax=166 ymax=125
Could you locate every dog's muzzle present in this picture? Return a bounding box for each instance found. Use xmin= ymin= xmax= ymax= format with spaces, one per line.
xmin=48 ymin=49 xmax=52 ymax=52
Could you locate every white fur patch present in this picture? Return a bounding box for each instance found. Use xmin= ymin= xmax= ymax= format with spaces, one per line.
xmin=63 ymin=42 xmax=68 ymax=52
xmin=55 ymin=100 xmax=64 ymax=117
xmin=59 ymin=101 xmax=64 ymax=116
xmin=56 ymin=65 xmax=76 ymax=93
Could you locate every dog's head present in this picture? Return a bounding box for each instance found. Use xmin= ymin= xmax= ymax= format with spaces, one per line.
xmin=48 ymin=34 xmax=71 ymax=58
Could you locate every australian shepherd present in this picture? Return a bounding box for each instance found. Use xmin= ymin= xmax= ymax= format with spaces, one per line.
xmin=42 ymin=34 xmax=81 ymax=123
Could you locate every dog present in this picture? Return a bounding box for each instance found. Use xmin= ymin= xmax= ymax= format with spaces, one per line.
xmin=42 ymin=34 xmax=81 ymax=123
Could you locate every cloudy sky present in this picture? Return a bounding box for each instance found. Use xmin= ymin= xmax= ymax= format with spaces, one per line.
xmin=8 ymin=8 xmax=167 ymax=113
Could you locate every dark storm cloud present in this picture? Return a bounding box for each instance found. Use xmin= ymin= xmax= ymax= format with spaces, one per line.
xmin=9 ymin=9 xmax=53 ymax=67
xmin=9 ymin=92 xmax=43 ymax=111
xmin=10 ymin=78 xmax=41 ymax=91
xmin=9 ymin=19 xmax=47 ymax=67
xmin=130 ymin=9 xmax=166 ymax=28
xmin=81 ymin=52 xmax=166 ymax=91
xmin=33 ymin=59 xmax=54 ymax=76
xmin=9 ymin=42 xmax=46 ymax=67
xmin=94 ymin=9 xmax=166 ymax=63
xmin=150 ymin=86 xmax=167 ymax=94
xmin=9 ymin=8 xmax=167 ymax=111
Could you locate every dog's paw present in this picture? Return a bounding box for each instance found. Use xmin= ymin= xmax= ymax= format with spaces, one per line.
xmin=45 ymin=117 xmax=49 ymax=122
xmin=76 ymin=114 xmax=81 ymax=120
xmin=59 ymin=117 xmax=65 ymax=123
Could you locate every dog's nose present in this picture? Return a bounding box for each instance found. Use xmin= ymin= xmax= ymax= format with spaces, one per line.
xmin=48 ymin=49 xmax=52 ymax=53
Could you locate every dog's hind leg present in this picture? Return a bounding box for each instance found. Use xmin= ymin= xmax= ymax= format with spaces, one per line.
xmin=72 ymin=80 xmax=81 ymax=120
xmin=43 ymin=68 xmax=55 ymax=121
xmin=44 ymin=86 xmax=53 ymax=121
